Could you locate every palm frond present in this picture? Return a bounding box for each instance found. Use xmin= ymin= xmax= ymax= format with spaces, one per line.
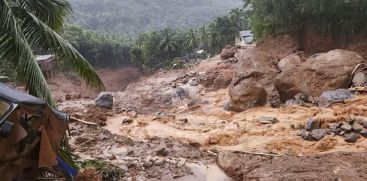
xmin=14 ymin=6 xmax=105 ymax=91
xmin=18 ymin=0 xmax=72 ymax=31
xmin=0 ymin=0 xmax=54 ymax=105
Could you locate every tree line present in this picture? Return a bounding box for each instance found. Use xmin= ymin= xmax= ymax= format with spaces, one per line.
xmin=62 ymin=8 xmax=249 ymax=72
xmin=244 ymin=0 xmax=367 ymax=46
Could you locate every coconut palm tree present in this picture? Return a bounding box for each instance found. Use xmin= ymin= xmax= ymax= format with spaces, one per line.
xmin=159 ymin=28 xmax=178 ymax=60
xmin=0 ymin=0 xmax=104 ymax=106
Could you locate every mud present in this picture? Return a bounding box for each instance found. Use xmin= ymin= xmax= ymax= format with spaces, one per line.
xmin=54 ymin=52 xmax=367 ymax=180
xmin=218 ymin=151 xmax=367 ymax=181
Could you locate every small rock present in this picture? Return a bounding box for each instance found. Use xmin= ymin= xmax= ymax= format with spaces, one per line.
xmin=143 ymin=160 xmax=154 ymax=168
xmin=189 ymin=142 xmax=201 ymax=148
xmin=223 ymin=100 xmax=232 ymax=111
xmin=297 ymin=130 xmax=311 ymax=141
xmin=344 ymin=133 xmax=360 ymax=143
xmin=352 ymin=122 xmax=364 ymax=132
xmin=108 ymin=155 xmax=116 ymax=160
xmin=187 ymin=99 xmax=199 ymax=107
xmin=340 ymin=123 xmax=352 ymax=132
xmin=305 ymin=118 xmax=320 ymax=131
xmin=359 ymin=129 xmax=367 ymax=137
xmin=122 ymin=118 xmax=133 ymax=125
xmin=189 ymin=79 xmax=199 ymax=86
xmin=155 ymin=158 xmax=166 ymax=166
xmin=175 ymin=87 xmax=187 ymax=99
xmin=156 ymin=147 xmax=169 ymax=157
xmin=352 ymin=72 xmax=367 ymax=87
xmin=127 ymin=111 xmax=138 ymax=118
xmin=257 ymin=116 xmax=279 ymax=124
xmin=177 ymin=118 xmax=188 ymax=124
xmin=75 ymin=137 xmax=89 ymax=144
xmin=127 ymin=150 xmax=134 ymax=155
xmin=309 ymin=129 xmax=326 ymax=141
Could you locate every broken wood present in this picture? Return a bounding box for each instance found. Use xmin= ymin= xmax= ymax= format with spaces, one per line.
xmin=233 ymin=150 xmax=282 ymax=157
xmin=70 ymin=117 xmax=98 ymax=126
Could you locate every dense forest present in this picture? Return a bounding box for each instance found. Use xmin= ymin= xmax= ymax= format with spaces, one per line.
xmin=63 ymin=7 xmax=249 ymax=71
xmin=69 ymin=0 xmax=243 ymax=35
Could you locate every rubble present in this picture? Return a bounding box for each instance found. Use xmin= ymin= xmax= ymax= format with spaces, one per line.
xmin=95 ymin=92 xmax=114 ymax=109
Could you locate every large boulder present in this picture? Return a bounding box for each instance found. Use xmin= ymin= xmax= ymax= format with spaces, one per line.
xmin=220 ymin=45 xmax=236 ymax=59
xmin=228 ymin=71 xmax=267 ymax=111
xmin=95 ymin=92 xmax=114 ymax=109
xmin=274 ymin=50 xmax=364 ymax=102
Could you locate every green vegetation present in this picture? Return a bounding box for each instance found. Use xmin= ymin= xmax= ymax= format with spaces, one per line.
xmin=69 ymin=0 xmax=243 ymax=35
xmin=244 ymin=0 xmax=367 ymax=40
xmin=0 ymin=0 xmax=103 ymax=106
xmin=63 ymin=7 xmax=250 ymax=72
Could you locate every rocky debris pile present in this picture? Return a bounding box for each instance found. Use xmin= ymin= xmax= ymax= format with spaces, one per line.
xmin=274 ymin=50 xmax=364 ymax=102
xmin=220 ymin=45 xmax=237 ymax=59
xmin=286 ymin=89 xmax=354 ymax=107
xmin=95 ymin=92 xmax=114 ymax=109
xmin=228 ymin=49 xmax=364 ymax=112
xmin=298 ymin=116 xmax=367 ymax=143
xmin=69 ymin=121 xmax=214 ymax=180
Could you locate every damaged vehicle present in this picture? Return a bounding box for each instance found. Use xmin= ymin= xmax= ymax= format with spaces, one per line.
xmin=0 ymin=83 xmax=76 ymax=180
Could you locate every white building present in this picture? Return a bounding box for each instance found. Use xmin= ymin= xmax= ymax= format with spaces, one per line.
xmin=235 ymin=30 xmax=254 ymax=46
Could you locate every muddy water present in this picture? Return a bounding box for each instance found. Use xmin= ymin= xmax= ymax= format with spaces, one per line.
xmin=105 ymin=95 xmax=367 ymax=157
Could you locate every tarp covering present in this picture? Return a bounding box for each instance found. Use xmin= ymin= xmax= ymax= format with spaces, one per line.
xmin=0 ymin=83 xmax=45 ymax=105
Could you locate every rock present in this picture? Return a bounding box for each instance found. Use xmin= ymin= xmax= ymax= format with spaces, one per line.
xmin=189 ymin=79 xmax=199 ymax=86
xmin=189 ymin=142 xmax=201 ymax=148
xmin=352 ymin=72 xmax=367 ymax=87
xmin=354 ymin=116 xmax=367 ymax=128
xmin=274 ymin=50 xmax=364 ymax=102
xmin=187 ymin=99 xmax=199 ymax=107
xmin=305 ymin=118 xmax=320 ymax=131
xmin=75 ymin=137 xmax=89 ymax=145
xmin=175 ymin=87 xmax=187 ymax=100
xmin=65 ymin=93 xmax=72 ymax=101
xmin=329 ymin=122 xmax=343 ymax=135
xmin=320 ymin=89 xmax=353 ymax=102
xmin=352 ymin=122 xmax=364 ymax=132
xmin=359 ymin=129 xmax=367 ymax=137
xmin=277 ymin=53 xmax=304 ymax=72
xmin=297 ymin=130 xmax=311 ymax=141
xmin=229 ymin=71 xmax=267 ymax=112
xmin=341 ymin=123 xmax=353 ymax=132
xmin=220 ymin=45 xmax=236 ymax=59
xmin=156 ymin=147 xmax=169 ymax=157
xmin=127 ymin=111 xmax=138 ymax=118
xmin=223 ymin=100 xmax=233 ymax=111
xmin=344 ymin=133 xmax=360 ymax=143
xmin=122 ymin=118 xmax=133 ymax=125
xmin=309 ymin=129 xmax=326 ymax=141
xmin=143 ymin=160 xmax=154 ymax=168
xmin=257 ymin=116 xmax=279 ymax=124
xmin=177 ymin=118 xmax=188 ymax=124
xmin=95 ymin=92 xmax=114 ymax=109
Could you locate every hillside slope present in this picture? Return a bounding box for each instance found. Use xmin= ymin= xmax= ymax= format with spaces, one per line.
xmin=69 ymin=0 xmax=243 ymax=35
